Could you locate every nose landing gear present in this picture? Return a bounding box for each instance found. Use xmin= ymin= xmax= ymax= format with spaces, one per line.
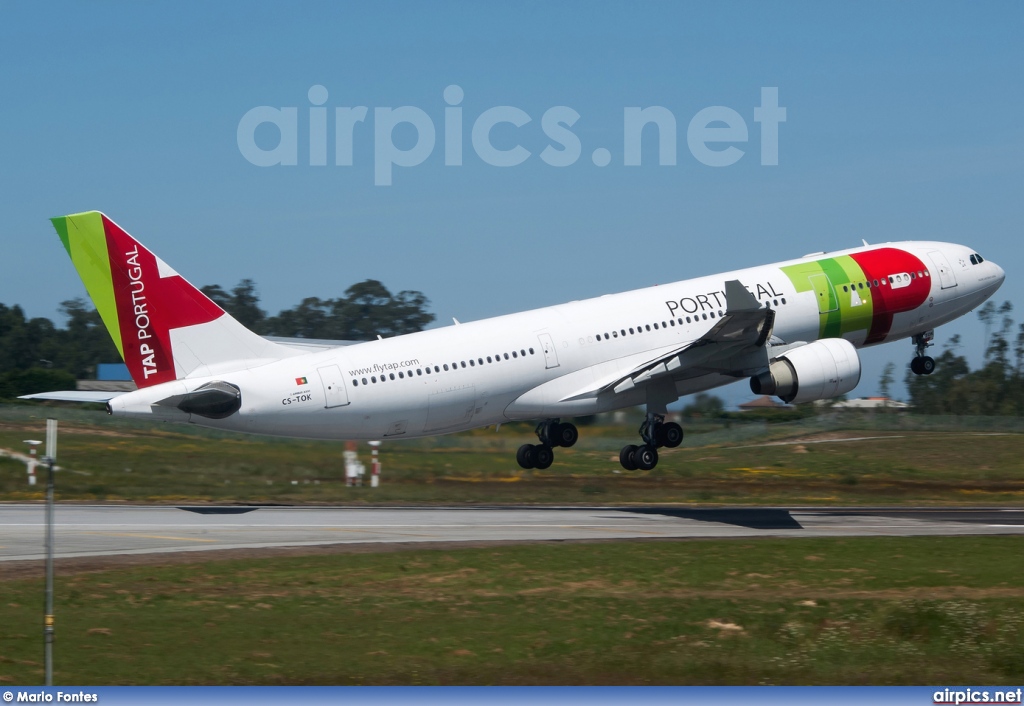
xmin=619 ymin=412 xmax=683 ymax=471
xmin=911 ymin=331 xmax=935 ymax=376
xmin=515 ymin=419 xmax=579 ymax=470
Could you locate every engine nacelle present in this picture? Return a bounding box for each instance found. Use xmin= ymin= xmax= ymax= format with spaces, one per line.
xmin=750 ymin=338 xmax=861 ymax=405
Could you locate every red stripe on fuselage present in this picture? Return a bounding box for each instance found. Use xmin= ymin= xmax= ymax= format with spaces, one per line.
xmin=849 ymin=248 xmax=930 ymax=344
xmin=103 ymin=216 xmax=224 ymax=387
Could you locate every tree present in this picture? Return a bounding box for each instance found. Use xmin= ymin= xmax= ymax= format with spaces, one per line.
xmin=879 ymin=362 xmax=895 ymax=406
xmin=200 ymin=279 xmax=267 ymax=332
xmin=264 ymin=279 xmax=435 ymax=340
xmin=681 ymin=393 xmax=725 ymax=418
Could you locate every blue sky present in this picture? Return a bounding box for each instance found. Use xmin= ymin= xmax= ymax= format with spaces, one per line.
xmin=1 ymin=1 xmax=1022 ymax=405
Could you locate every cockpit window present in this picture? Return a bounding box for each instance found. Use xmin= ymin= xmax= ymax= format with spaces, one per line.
xmin=970 ymin=254 xmax=978 ymax=265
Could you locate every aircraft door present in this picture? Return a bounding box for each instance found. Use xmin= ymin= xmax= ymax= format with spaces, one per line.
xmin=808 ymin=273 xmax=838 ymax=314
xmin=317 ymin=364 xmax=351 ymax=408
xmin=928 ymin=251 xmax=958 ymax=290
xmin=538 ymin=333 xmax=560 ymax=369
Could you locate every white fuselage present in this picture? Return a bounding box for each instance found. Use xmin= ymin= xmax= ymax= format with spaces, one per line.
xmin=108 ymin=240 xmax=1004 ymax=440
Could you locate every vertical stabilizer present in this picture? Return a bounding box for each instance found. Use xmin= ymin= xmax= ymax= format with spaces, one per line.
xmin=51 ymin=211 xmax=293 ymax=387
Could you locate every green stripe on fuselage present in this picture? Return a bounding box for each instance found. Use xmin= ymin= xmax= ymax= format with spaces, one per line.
xmin=781 ymin=255 xmax=872 ymax=340
xmin=50 ymin=212 xmax=123 ymax=357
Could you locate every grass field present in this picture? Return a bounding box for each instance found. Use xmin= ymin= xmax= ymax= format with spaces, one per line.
xmin=1 ymin=536 xmax=1023 ymax=685
xmin=1 ymin=405 xmax=1022 ymax=505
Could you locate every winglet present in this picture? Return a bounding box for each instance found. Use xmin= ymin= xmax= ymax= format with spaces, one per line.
xmin=724 ymin=280 xmax=761 ymax=313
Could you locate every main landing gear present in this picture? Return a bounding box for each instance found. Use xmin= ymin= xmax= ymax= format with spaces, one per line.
xmin=516 ymin=419 xmax=579 ymax=470
xmin=910 ymin=331 xmax=936 ymax=376
xmin=618 ymin=413 xmax=683 ymax=471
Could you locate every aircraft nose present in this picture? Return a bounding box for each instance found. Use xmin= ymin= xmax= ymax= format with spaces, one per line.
xmin=988 ymin=260 xmax=1006 ymax=292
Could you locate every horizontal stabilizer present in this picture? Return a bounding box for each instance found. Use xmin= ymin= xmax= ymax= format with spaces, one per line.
xmin=263 ymin=336 xmax=363 ymax=351
xmin=19 ymin=391 xmax=125 ymax=403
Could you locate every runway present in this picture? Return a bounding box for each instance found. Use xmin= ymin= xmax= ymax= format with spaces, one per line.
xmin=1 ymin=505 xmax=1022 ymax=561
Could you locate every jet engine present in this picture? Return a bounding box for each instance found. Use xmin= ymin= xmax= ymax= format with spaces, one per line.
xmin=749 ymin=338 xmax=861 ymax=405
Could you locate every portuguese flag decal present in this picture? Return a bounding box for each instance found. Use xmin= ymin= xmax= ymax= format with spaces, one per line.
xmin=295 ymin=376 xmax=308 ymax=385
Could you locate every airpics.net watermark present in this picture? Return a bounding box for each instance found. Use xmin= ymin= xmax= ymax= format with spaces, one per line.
xmin=236 ymin=85 xmax=786 ymax=186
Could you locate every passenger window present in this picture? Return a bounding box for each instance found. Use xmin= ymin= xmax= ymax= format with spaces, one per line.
xmin=620 ymin=329 xmax=626 ymax=336
xmin=702 ymin=313 xmax=707 ymax=320
xmin=398 ymin=372 xmax=404 ymax=379
xmin=371 ymin=376 xmax=377 ymax=383
xmin=352 ymin=380 xmax=358 ymax=387
xmin=504 ymin=353 xmax=509 ymax=360
xmin=362 ymin=378 xmax=368 ymax=385
xmin=521 ymin=349 xmax=526 ymax=356
xmin=512 ymin=351 xmax=518 ymax=358
xmin=669 ymin=320 xmax=675 ymax=327
xmin=461 ymin=361 xmax=466 ymax=368
xmin=613 ymin=331 xmax=618 ymax=338
xmin=629 ymin=328 xmax=634 ymax=334
xmin=645 ymin=325 xmax=651 ymax=331
xmin=389 ymin=373 xmax=395 ymax=380
xmin=677 ymin=318 xmax=683 ymax=325
xmin=443 ymin=364 xmax=449 ymax=371
xmin=529 ymin=348 xmax=535 ymax=354
xmin=653 ymin=323 xmax=659 ymax=330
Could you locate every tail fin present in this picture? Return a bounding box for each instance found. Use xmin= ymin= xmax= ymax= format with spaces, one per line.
xmin=51 ymin=211 xmax=293 ymax=388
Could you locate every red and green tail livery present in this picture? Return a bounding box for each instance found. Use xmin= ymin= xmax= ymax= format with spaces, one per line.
xmin=50 ymin=212 xmax=279 ymax=388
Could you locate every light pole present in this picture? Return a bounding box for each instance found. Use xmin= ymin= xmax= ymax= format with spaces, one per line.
xmin=42 ymin=418 xmax=57 ymax=686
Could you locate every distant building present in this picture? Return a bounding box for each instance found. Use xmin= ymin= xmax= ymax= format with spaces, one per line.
xmin=96 ymin=363 xmax=131 ymax=381
xmin=832 ymin=396 xmax=910 ymax=410
xmin=77 ymin=362 xmax=136 ymax=392
xmin=738 ymin=396 xmax=793 ymax=412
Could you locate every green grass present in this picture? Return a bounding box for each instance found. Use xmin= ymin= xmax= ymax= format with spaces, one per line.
xmin=1 ymin=404 xmax=1024 ymax=504
xmin=1 ymin=536 xmax=1023 ymax=684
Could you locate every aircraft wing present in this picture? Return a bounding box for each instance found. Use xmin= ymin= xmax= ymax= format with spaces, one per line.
xmin=18 ymin=391 xmax=126 ymax=403
xmin=560 ymin=280 xmax=776 ymax=402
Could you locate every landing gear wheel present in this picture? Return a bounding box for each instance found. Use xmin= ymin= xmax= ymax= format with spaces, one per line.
xmin=534 ymin=445 xmax=555 ymax=470
xmin=911 ymin=356 xmax=936 ymax=376
xmin=660 ymin=422 xmax=684 ymax=448
xmin=554 ymin=422 xmax=579 ymax=448
xmin=632 ymin=444 xmax=659 ymax=471
xmin=920 ymin=356 xmax=935 ymax=375
xmin=619 ymin=444 xmax=639 ymax=471
xmin=516 ymin=444 xmax=537 ymax=469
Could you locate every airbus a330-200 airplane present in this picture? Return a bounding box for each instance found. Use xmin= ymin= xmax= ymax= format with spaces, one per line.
xmin=24 ymin=212 xmax=1005 ymax=471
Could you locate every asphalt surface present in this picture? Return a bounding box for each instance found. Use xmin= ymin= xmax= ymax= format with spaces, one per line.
xmin=1 ymin=505 xmax=1022 ymax=561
